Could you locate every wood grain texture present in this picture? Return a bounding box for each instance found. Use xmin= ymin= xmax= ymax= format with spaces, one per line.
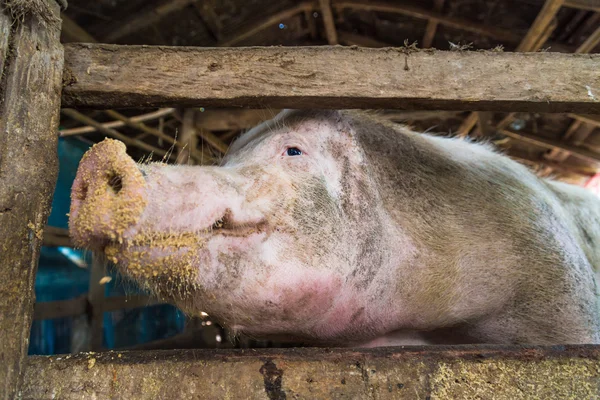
xmin=61 ymin=45 xmax=600 ymax=112
xmin=0 ymin=2 xmax=63 ymax=398
xmin=23 ymin=345 xmax=600 ymax=399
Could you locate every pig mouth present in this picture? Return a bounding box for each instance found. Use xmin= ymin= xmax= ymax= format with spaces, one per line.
xmin=101 ymin=212 xmax=269 ymax=254
xmin=209 ymin=210 xmax=269 ymax=237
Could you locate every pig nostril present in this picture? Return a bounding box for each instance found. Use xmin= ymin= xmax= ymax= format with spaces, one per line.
xmin=78 ymin=182 xmax=88 ymax=201
xmin=107 ymin=172 xmax=123 ymax=194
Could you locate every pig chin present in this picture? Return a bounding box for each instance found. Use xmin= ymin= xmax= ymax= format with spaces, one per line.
xmin=101 ymin=221 xmax=271 ymax=303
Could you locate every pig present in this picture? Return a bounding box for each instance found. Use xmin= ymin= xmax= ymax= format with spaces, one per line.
xmin=69 ymin=110 xmax=600 ymax=346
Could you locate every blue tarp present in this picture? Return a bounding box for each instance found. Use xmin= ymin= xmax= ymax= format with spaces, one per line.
xmin=29 ymin=137 xmax=185 ymax=355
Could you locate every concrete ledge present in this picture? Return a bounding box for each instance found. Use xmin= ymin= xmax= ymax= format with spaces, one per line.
xmin=23 ymin=345 xmax=600 ymax=399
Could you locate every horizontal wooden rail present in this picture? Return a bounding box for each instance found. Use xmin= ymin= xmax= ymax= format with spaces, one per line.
xmin=61 ymin=45 xmax=600 ymax=112
xmin=23 ymin=345 xmax=600 ymax=399
xmin=33 ymin=295 xmax=161 ymax=321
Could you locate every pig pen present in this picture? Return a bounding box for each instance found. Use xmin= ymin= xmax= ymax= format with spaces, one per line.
xmin=1 ymin=0 xmax=600 ymax=398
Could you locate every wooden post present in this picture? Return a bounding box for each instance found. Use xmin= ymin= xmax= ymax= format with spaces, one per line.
xmin=422 ymin=0 xmax=445 ymax=48
xmin=319 ymin=0 xmax=338 ymax=44
xmin=177 ymin=109 xmax=199 ymax=165
xmin=88 ymin=255 xmax=106 ymax=351
xmin=0 ymin=1 xmax=64 ymax=398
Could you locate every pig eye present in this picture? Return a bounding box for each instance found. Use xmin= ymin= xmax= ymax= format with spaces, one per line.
xmin=286 ymin=147 xmax=302 ymax=156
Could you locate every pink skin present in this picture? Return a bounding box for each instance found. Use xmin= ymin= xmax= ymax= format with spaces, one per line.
xmin=70 ymin=110 xmax=415 ymax=345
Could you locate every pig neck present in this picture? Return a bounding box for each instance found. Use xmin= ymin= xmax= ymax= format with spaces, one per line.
xmin=353 ymin=121 xmax=521 ymax=331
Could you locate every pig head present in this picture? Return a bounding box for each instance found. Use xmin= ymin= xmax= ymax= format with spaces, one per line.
xmin=70 ymin=110 xmax=600 ymax=346
xmin=70 ymin=110 xmax=407 ymax=344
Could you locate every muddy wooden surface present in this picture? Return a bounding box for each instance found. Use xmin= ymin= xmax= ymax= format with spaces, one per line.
xmin=23 ymin=345 xmax=600 ymax=399
xmin=0 ymin=1 xmax=63 ymax=398
xmin=61 ymin=44 xmax=600 ymax=112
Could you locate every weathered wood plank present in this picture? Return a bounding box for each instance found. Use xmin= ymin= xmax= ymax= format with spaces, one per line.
xmin=61 ymin=45 xmax=600 ymax=112
xmin=0 ymin=1 xmax=63 ymax=398
xmin=23 ymin=345 xmax=600 ymax=399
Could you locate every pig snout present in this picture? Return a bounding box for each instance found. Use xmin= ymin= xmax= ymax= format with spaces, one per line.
xmin=69 ymin=139 xmax=148 ymax=249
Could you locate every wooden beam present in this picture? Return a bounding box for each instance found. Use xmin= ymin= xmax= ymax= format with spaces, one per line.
xmin=61 ymin=109 xmax=172 ymax=160
xmin=457 ymin=113 xmax=479 ymax=137
xmin=517 ymin=0 xmax=565 ymax=52
xmin=42 ymin=226 xmax=72 ymax=247
xmin=60 ymin=13 xmax=97 ymax=43
xmin=197 ymin=129 xmax=229 ymax=155
xmin=23 ymin=346 xmax=600 ymax=399
xmin=499 ymin=129 xmax=600 ymax=164
xmin=531 ymin=16 xmax=558 ymax=50
xmin=102 ymin=110 xmax=202 ymax=163
xmin=319 ymin=0 xmax=338 ymax=44
xmin=544 ymin=23 xmax=600 ymax=162
xmin=0 ymin=2 xmax=63 ymax=398
xmin=576 ymin=25 xmax=600 ymax=54
xmin=60 ymin=108 xmax=175 ymax=136
xmin=422 ymin=0 xmax=445 ymax=48
xmin=101 ymin=295 xmax=162 ymax=313
xmin=193 ymin=2 xmax=222 ymax=41
xmin=545 ymin=119 xmax=582 ymax=160
xmin=305 ymin=9 xmax=318 ymax=40
xmin=34 ymin=296 xmax=88 ymax=321
xmin=33 ymin=295 xmax=161 ymax=321
xmin=451 ymin=0 xmax=564 ymax=140
xmin=103 ymin=0 xmax=199 ymax=43
xmin=193 ymin=109 xmax=279 ymax=131
xmin=57 ymin=12 xmax=188 ymax=161
xmin=62 ymin=45 xmax=600 ymax=112
xmin=507 ymin=150 xmax=596 ymax=177
xmin=337 ymin=31 xmax=392 ymax=47
xmin=333 ymin=0 xmax=524 ymax=45
xmin=218 ymin=3 xmax=313 ymax=47
xmin=476 ymin=111 xmax=495 ymax=137
xmin=177 ymin=109 xmax=199 ymax=164
xmin=565 ymin=0 xmax=600 ymax=11
xmin=569 ymin=113 xmax=600 ymax=128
